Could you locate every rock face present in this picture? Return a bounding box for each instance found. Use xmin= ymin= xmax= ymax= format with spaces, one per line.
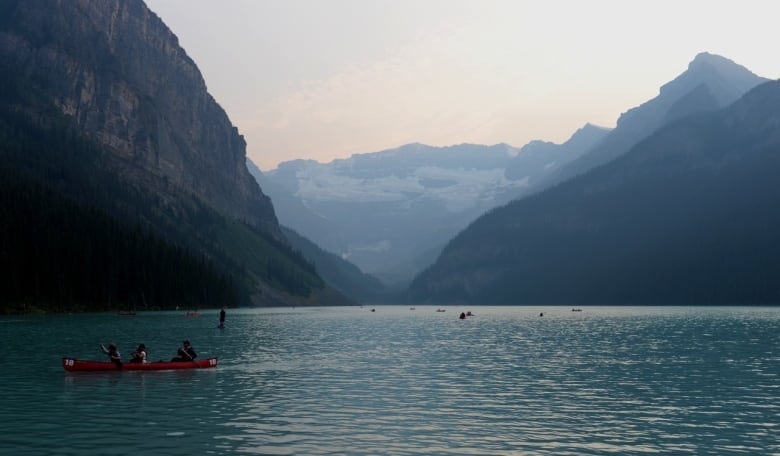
xmin=0 ymin=0 xmax=280 ymax=236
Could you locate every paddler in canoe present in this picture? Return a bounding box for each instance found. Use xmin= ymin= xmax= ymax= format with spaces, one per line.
xmin=100 ymin=343 xmax=122 ymax=368
xmin=171 ymin=340 xmax=197 ymax=362
xmin=129 ymin=344 xmax=148 ymax=364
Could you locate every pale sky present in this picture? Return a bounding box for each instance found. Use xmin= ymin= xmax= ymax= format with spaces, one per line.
xmin=145 ymin=0 xmax=780 ymax=170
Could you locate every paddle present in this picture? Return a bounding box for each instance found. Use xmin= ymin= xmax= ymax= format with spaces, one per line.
xmin=183 ymin=349 xmax=201 ymax=366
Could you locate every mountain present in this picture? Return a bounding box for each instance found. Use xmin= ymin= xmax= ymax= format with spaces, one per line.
xmin=410 ymin=80 xmax=780 ymax=305
xmin=0 ymin=0 xmax=347 ymax=311
xmin=281 ymin=227 xmax=394 ymax=304
xmin=251 ymin=157 xmax=396 ymax=302
xmin=1 ymin=0 xmax=279 ymax=235
xmin=502 ymin=123 xmax=611 ymax=202
xmin=247 ymin=158 xmax=345 ymax=254
xmin=540 ymin=52 xmax=768 ymax=189
xmin=258 ymin=127 xmax=608 ymax=285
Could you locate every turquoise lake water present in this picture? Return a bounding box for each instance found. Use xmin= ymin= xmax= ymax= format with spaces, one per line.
xmin=1 ymin=306 xmax=779 ymax=455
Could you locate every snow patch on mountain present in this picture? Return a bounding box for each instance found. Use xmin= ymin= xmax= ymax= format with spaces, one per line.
xmin=292 ymin=164 xmax=529 ymax=211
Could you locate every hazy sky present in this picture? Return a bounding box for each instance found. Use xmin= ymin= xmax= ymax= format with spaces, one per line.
xmin=145 ymin=0 xmax=779 ymax=170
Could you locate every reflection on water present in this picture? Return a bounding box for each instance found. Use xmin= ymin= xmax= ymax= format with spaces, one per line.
xmin=1 ymin=306 xmax=779 ymax=455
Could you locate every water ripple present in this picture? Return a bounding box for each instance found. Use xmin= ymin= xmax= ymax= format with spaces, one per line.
xmin=1 ymin=306 xmax=779 ymax=454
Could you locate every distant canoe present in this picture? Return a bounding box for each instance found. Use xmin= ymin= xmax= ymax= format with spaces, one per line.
xmin=185 ymin=312 xmax=200 ymax=317
xmin=62 ymin=357 xmax=217 ymax=372
xmin=117 ymin=311 xmax=136 ymax=316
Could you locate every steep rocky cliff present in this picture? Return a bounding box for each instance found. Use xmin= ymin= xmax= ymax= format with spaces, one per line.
xmin=0 ymin=0 xmax=345 ymax=308
xmin=0 ymin=0 xmax=280 ymax=237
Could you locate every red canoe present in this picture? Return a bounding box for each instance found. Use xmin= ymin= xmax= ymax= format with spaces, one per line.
xmin=62 ymin=357 xmax=218 ymax=372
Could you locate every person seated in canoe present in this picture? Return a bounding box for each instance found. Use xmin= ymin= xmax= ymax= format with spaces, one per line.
xmin=129 ymin=343 xmax=147 ymax=363
xmin=100 ymin=343 xmax=122 ymax=367
xmin=171 ymin=340 xmax=197 ymax=362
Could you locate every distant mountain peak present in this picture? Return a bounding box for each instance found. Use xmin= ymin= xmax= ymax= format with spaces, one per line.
xmin=689 ymin=51 xmax=738 ymax=68
xmin=562 ymin=123 xmax=611 ymax=149
xmin=582 ymin=122 xmax=610 ymax=130
xmin=659 ymin=52 xmax=766 ymax=105
xmin=573 ymin=122 xmax=611 ymax=137
xmin=688 ymin=52 xmax=760 ymax=80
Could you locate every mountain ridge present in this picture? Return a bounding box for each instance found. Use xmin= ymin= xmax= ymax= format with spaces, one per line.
xmin=540 ymin=52 xmax=769 ymax=189
xmin=410 ymin=79 xmax=780 ymax=305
